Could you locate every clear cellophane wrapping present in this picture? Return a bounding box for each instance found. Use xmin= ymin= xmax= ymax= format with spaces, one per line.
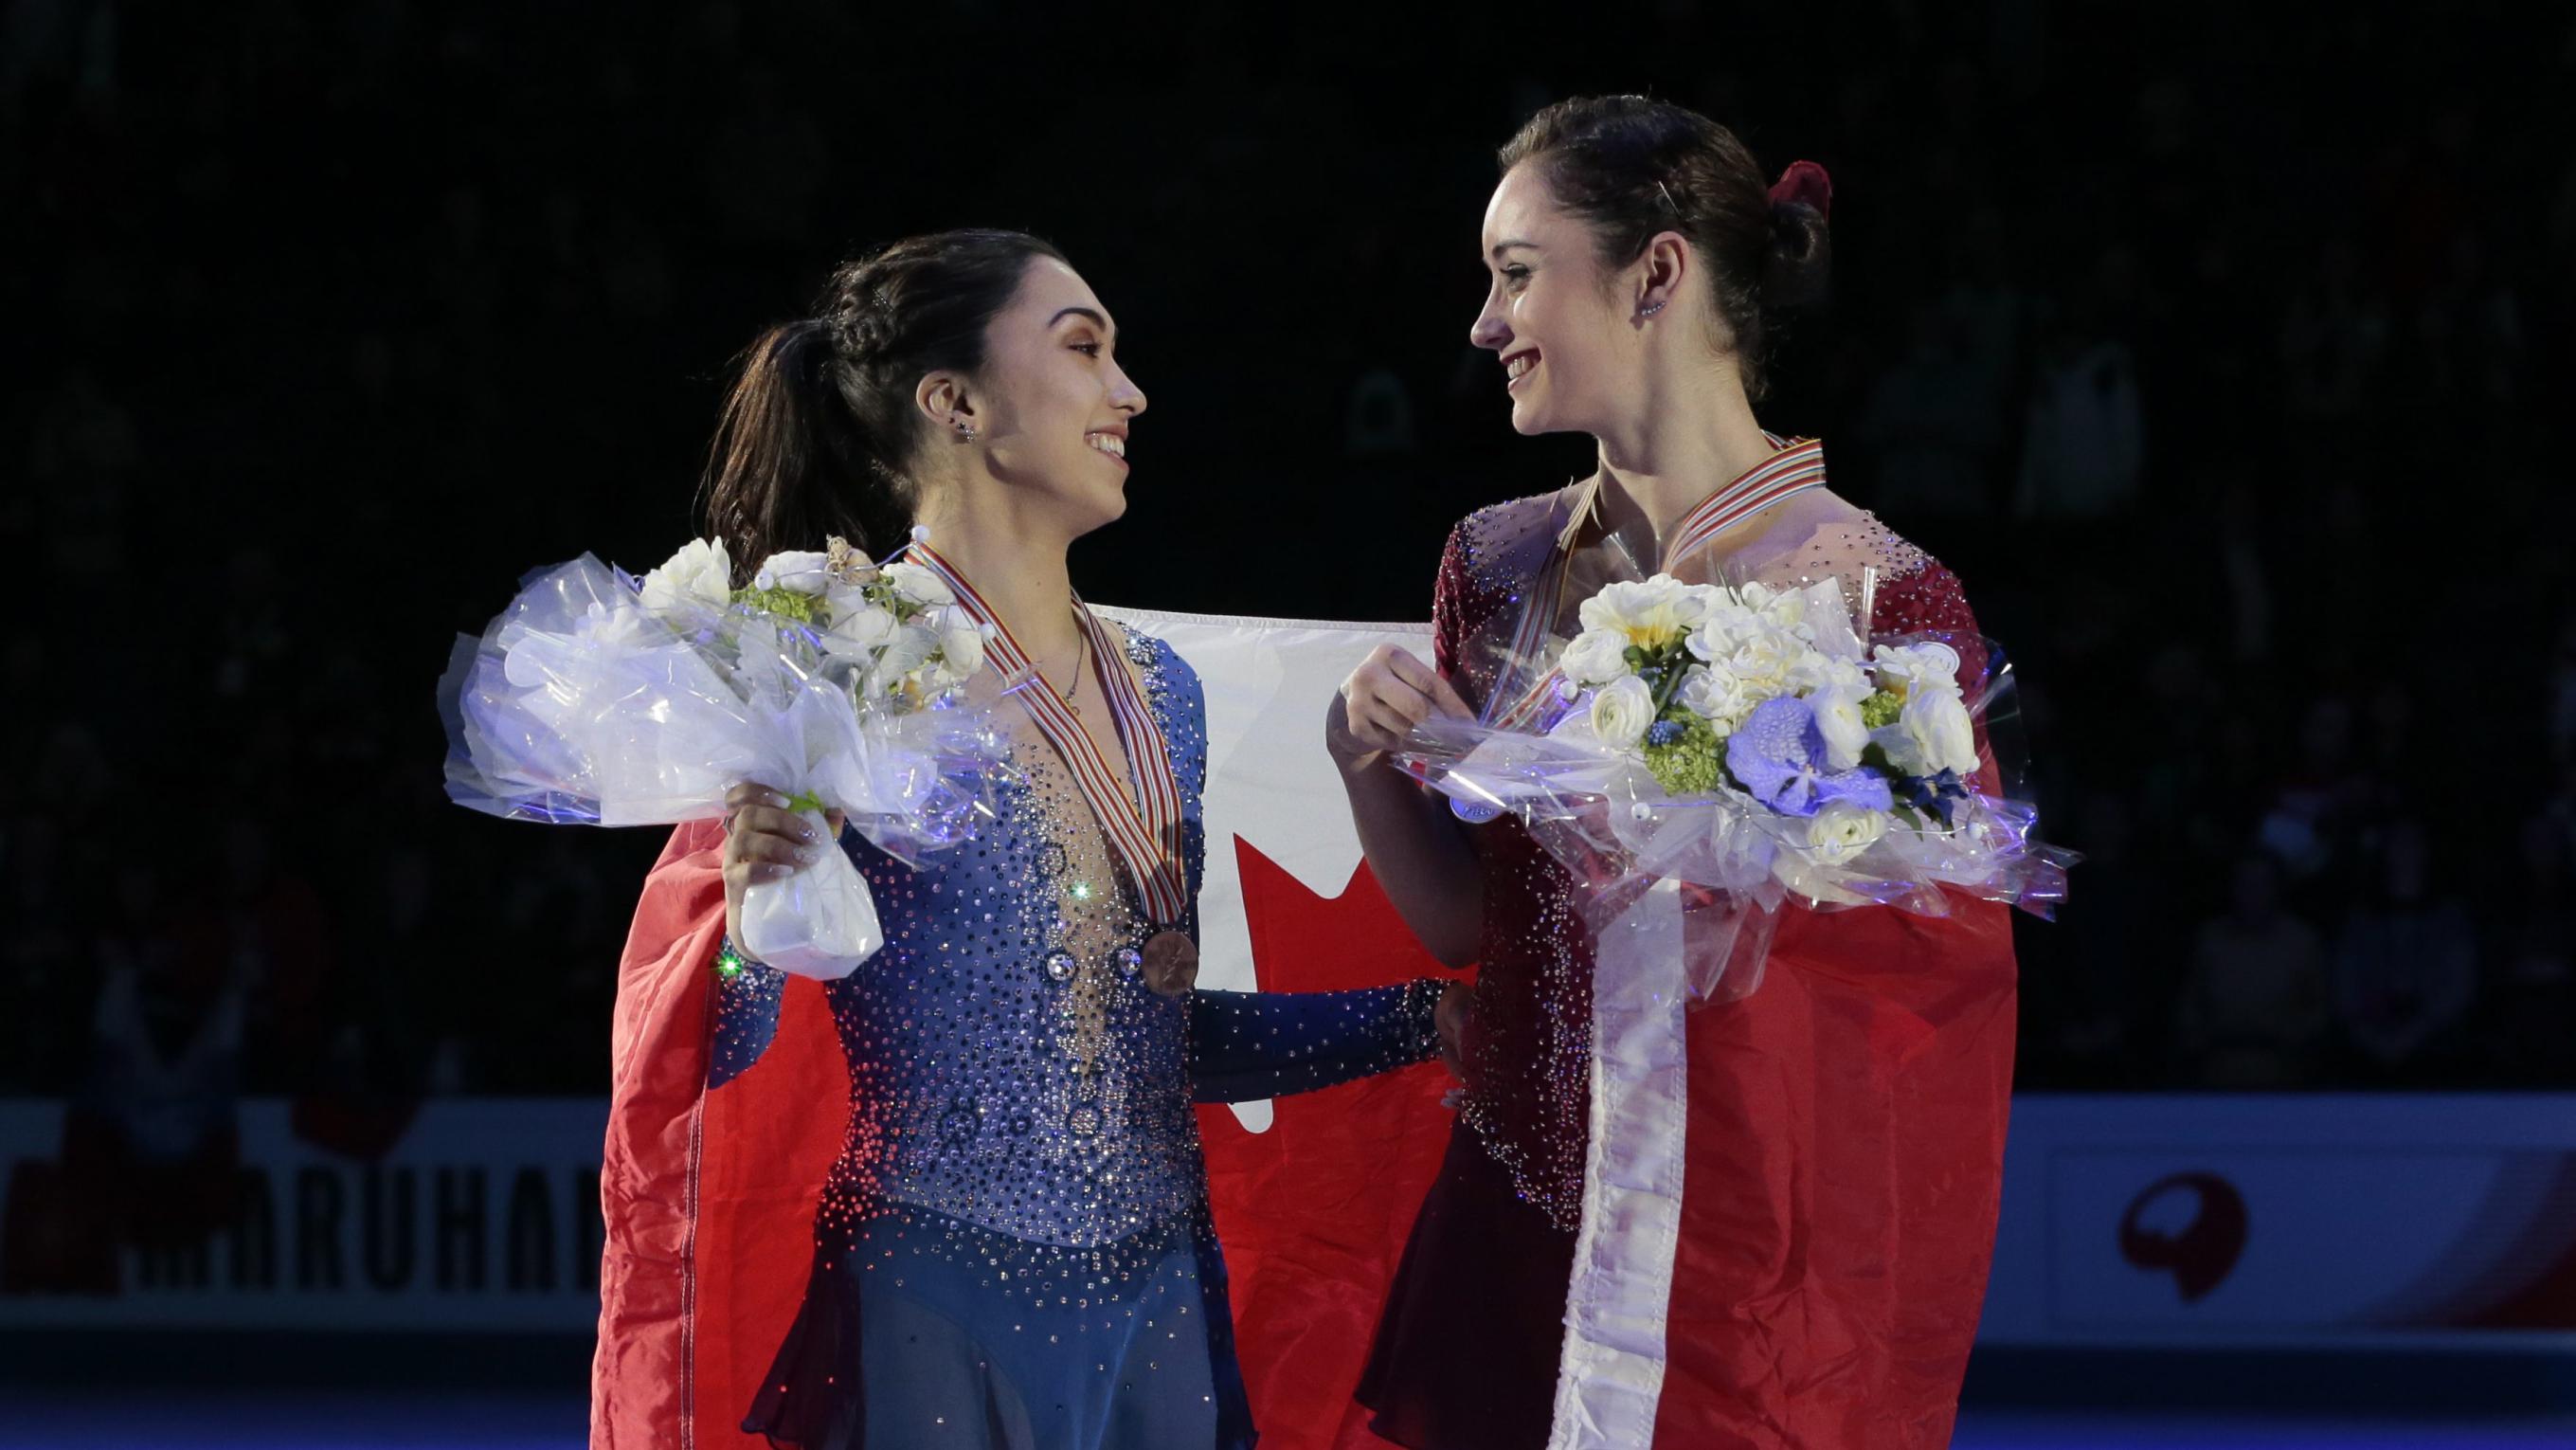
xmin=1396 ymin=500 xmax=2072 ymax=1003
xmin=439 ymin=554 xmax=1010 ymax=978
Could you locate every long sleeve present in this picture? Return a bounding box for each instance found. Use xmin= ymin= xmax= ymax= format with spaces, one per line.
xmin=708 ymin=947 xmax=786 ymax=1090
xmin=1187 ymin=981 xmax=1446 ymax=1105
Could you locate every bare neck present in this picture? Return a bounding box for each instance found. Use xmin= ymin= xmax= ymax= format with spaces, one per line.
xmin=910 ymin=475 xmax=1083 ymax=664
xmin=1588 ymin=360 xmax=1779 ymax=562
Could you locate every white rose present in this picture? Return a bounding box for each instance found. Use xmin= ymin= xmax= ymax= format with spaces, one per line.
xmin=1685 ymin=602 xmax=1759 ymax=661
xmin=936 ymin=613 xmax=988 ymax=681
xmin=1558 ymin=626 xmax=1633 ymax=686
xmin=1679 ymin=664 xmax=1753 ymax=733
xmin=1750 ymin=582 xmax=1810 ymax=634
xmin=865 ymin=623 xmax=939 ymax=696
xmin=1588 ymin=674 xmax=1656 ymax=750
xmin=1791 ymin=652 xmax=1869 ymax=697
xmin=821 ymin=593 xmax=897 ymax=657
xmin=1803 ymin=802 xmax=1890 ymax=865
xmin=1725 ymin=625 xmax=1800 ymax=691
xmin=880 ymin=560 xmax=955 ymax=607
xmin=1899 ymin=688 xmax=1981 ymax=777
xmin=823 ymin=582 xmax=875 ymax=623
xmin=752 ymin=549 xmax=834 ymax=595
xmin=1871 ymin=641 xmax=1964 ymax=699
xmin=1809 ymin=682 xmax=1873 ymax=772
xmin=638 ymin=537 xmax=732 ymax=612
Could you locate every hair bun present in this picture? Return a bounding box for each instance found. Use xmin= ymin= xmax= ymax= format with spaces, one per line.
xmin=1772 ymin=177 xmax=1833 ymax=310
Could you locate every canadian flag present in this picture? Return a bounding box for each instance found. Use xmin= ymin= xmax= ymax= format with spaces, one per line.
xmin=1096 ymin=607 xmax=1460 ymax=1450
xmin=593 ymin=610 xmax=1458 ymax=1450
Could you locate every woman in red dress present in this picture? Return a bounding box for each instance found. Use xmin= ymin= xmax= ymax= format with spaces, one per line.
xmin=1330 ymin=97 xmax=2019 ymax=1450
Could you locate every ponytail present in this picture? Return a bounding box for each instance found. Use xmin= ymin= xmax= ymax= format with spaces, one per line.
xmin=697 ymin=229 xmax=1069 ymax=575
xmin=701 ymin=320 xmax=887 ymax=576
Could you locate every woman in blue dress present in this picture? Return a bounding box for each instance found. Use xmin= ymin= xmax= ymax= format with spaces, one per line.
xmin=623 ymin=229 xmax=1448 ymax=1450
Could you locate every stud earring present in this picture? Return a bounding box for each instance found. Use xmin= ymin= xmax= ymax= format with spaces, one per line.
xmin=954 ymin=419 xmax=978 ymax=440
xmin=1640 ymin=300 xmax=1666 ymax=317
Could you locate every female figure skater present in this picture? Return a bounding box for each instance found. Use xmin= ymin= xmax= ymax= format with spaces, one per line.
xmin=1334 ymin=99 xmax=2019 ymax=1449
xmin=597 ymin=229 xmax=1447 ymax=1450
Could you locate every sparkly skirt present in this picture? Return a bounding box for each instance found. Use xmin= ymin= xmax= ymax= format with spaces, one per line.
xmin=744 ymin=1202 xmax=1253 ymax=1450
xmin=1356 ymin=1120 xmax=1578 ymax=1450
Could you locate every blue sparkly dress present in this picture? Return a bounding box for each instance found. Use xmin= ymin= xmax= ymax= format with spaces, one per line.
xmin=725 ymin=622 xmax=1445 ymax=1450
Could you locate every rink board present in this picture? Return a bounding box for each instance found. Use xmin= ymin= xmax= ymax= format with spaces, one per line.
xmin=6 ymin=1093 xmax=2576 ymax=1346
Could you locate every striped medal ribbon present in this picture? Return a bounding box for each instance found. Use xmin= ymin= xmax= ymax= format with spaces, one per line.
xmin=905 ymin=541 xmax=1188 ymax=925
xmin=1661 ymin=434 xmax=1827 ymax=566
xmin=1488 ymin=434 xmax=1824 ymax=733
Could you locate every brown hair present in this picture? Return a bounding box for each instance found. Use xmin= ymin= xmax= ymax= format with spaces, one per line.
xmin=1501 ymin=96 xmax=1829 ymax=398
xmin=700 ymin=229 xmax=1068 ymax=572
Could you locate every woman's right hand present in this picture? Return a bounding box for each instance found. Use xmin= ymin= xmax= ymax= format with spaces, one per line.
xmin=721 ymin=782 xmax=841 ymax=959
xmin=1329 ymin=645 xmax=1470 ymax=769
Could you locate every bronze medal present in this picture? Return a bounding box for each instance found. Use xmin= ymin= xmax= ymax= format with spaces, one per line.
xmin=1140 ymin=930 xmax=1198 ymax=998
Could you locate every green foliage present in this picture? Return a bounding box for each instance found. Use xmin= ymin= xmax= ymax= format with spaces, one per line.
xmin=1644 ymin=711 xmax=1728 ymax=795
xmin=730 ymin=585 xmax=826 ymax=626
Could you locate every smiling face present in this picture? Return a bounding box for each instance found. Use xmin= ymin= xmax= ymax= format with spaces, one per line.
xmin=964 ymin=257 xmax=1147 ymax=535
xmin=1469 ymin=162 xmax=1644 ymax=437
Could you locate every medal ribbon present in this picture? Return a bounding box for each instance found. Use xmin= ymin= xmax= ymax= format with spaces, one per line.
xmin=906 ymin=541 xmax=1187 ymax=923
xmin=1663 ymin=435 xmax=1827 ymax=565
xmin=1489 ymin=434 xmax=1820 ymax=732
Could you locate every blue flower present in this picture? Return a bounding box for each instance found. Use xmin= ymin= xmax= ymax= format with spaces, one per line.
xmin=1724 ymin=697 xmax=1896 ymax=818
xmin=1893 ymin=768 xmax=1970 ymax=828
xmin=1646 ymin=717 xmax=1686 ymax=748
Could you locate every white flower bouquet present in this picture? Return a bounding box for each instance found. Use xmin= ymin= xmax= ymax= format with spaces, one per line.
xmin=1400 ymin=571 xmax=2069 ymax=1000
xmin=440 ymin=531 xmax=1006 ymax=979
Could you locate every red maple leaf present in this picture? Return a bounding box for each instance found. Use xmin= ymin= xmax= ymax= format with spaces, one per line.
xmin=689 ymin=837 xmax=1466 ymax=1449
xmin=1199 ymin=837 xmax=1466 ymax=1450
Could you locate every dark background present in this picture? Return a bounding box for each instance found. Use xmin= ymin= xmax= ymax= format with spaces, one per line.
xmin=7 ymin=0 xmax=2571 ymax=1140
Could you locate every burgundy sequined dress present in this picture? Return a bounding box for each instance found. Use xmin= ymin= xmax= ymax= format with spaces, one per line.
xmin=1359 ymin=448 xmax=2019 ymax=1450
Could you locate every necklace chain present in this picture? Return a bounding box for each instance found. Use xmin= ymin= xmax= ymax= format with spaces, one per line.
xmin=1054 ymin=620 xmax=1085 ymax=714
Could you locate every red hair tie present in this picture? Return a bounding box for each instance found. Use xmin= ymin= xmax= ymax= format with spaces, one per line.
xmin=1768 ymin=159 xmax=1833 ymax=220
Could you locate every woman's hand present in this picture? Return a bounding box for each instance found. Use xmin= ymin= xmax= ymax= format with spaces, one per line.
xmin=721 ymin=782 xmax=845 ymax=960
xmin=1326 ymin=649 xmax=1488 ymax=969
xmin=1329 ymin=645 xmax=1471 ymax=768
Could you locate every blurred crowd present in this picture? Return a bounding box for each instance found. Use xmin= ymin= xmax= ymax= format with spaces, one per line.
xmin=3 ymin=0 xmax=2569 ymax=1171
